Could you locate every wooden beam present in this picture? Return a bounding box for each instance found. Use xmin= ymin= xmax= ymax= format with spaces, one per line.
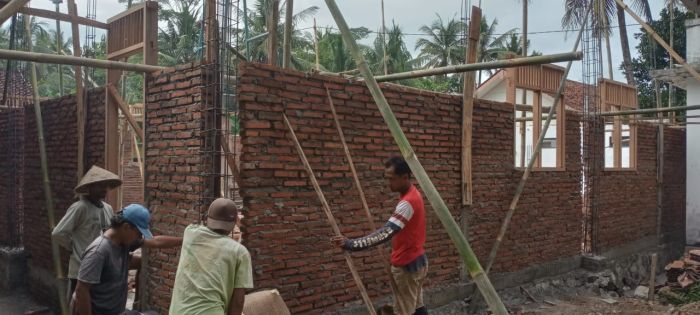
xmin=106 ymin=42 xmax=144 ymax=60
xmin=133 ymin=133 xmax=143 ymax=179
xmin=615 ymin=0 xmax=700 ymax=83
xmin=282 ymin=0 xmax=293 ymax=68
xmin=66 ymin=0 xmax=85 ymax=181
xmin=461 ymin=6 xmax=481 ymax=206
xmin=0 ymin=0 xmax=28 ymax=25
xmin=204 ymin=0 xmax=218 ymax=63
xmin=0 ymin=49 xmax=166 ymax=72
xmin=282 ymin=114 xmax=377 ymax=315
xmin=267 ymin=0 xmax=279 ymax=65
xmin=598 ymin=104 xmax=700 ymax=116
xmin=220 ymin=131 xmax=239 ymax=180
xmin=108 ymin=85 xmax=144 ymax=142
xmin=13 ymin=5 xmax=108 ymax=29
xmin=106 ymin=2 xmax=148 ymax=23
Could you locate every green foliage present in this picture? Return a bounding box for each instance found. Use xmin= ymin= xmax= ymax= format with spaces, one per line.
xmin=664 ymin=283 xmax=700 ymax=306
xmin=631 ymin=7 xmax=690 ymax=110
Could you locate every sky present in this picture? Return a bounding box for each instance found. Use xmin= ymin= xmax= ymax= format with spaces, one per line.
xmin=12 ymin=0 xmax=668 ymax=82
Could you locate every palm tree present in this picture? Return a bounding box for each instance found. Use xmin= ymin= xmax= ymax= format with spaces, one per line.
xmin=311 ymin=26 xmax=371 ymax=73
xmin=414 ymin=14 xmax=465 ymax=71
xmin=158 ymin=0 xmax=203 ymax=66
xmin=244 ymin=0 xmax=318 ymax=66
xmin=562 ymin=0 xmax=651 ymax=84
xmin=368 ymin=21 xmax=412 ymax=75
xmin=477 ymin=16 xmax=517 ymax=82
xmin=503 ymin=34 xmax=542 ymax=57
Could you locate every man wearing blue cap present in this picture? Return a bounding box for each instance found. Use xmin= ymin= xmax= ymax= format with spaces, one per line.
xmin=73 ymin=204 xmax=183 ymax=315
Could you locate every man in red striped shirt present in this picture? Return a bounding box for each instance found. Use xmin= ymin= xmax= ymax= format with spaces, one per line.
xmin=331 ymin=156 xmax=428 ymax=315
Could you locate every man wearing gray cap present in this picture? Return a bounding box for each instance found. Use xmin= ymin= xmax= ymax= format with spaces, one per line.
xmin=169 ymin=198 xmax=254 ymax=315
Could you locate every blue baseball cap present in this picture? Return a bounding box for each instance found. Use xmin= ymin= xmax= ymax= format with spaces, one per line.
xmin=122 ymin=204 xmax=153 ymax=239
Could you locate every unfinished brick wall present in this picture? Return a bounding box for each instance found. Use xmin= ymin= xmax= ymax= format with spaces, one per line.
xmin=121 ymin=124 xmax=144 ymax=206
xmin=594 ymin=123 xmax=658 ymax=251
xmin=144 ymin=62 xmax=218 ymax=313
xmin=662 ymin=128 xmax=686 ymax=246
xmin=22 ymin=87 xmax=106 ymax=304
xmin=237 ymin=62 xmax=582 ymax=313
xmin=0 ymin=107 xmax=25 ymax=247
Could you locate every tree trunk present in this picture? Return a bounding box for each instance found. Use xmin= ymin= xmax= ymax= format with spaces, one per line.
xmin=617 ymin=5 xmax=635 ymax=84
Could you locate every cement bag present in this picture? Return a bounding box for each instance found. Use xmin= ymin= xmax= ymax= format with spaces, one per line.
xmin=243 ymin=289 xmax=291 ymax=315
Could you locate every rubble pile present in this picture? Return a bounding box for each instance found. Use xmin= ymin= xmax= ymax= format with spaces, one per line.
xmin=664 ymin=250 xmax=700 ymax=291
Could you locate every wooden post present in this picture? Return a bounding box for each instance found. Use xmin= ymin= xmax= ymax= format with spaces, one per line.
xmin=380 ymin=0 xmax=387 ymax=75
xmin=462 ymin=6 xmax=480 ymax=206
xmin=282 ymin=0 xmax=293 ymax=68
xmin=133 ymin=133 xmax=143 ymax=179
xmin=0 ymin=0 xmax=28 ymax=25
xmin=25 ymin=14 xmax=69 ymax=315
xmin=614 ymin=0 xmax=700 ymax=83
xmin=107 ymin=85 xmax=144 ymax=141
xmin=282 ymin=114 xmax=377 ymax=315
xmin=485 ymin=3 xmax=592 ymax=274
xmin=267 ymin=0 xmax=279 ymax=65
xmin=204 ymin=0 xmax=218 ymax=63
xmin=649 ymin=253 xmax=658 ymax=301
xmin=54 ymin=2 xmax=63 ymax=96
xmin=67 ymin=0 xmax=85 ymax=181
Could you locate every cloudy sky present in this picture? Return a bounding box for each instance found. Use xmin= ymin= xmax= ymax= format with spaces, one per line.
xmin=18 ymin=0 xmax=668 ymax=82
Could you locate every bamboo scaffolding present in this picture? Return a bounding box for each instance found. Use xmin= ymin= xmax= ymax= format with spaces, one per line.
xmin=484 ymin=3 xmax=592 ymax=274
xmin=461 ymin=6 xmax=481 ymax=206
xmin=325 ymin=88 xmax=398 ymax=295
xmin=25 ymin=13 xmax=69 ymax=315
xmin=323 ymin=1 xmax=508 ymax=313
xmin=0 ymin=0 xmax=28 ymax=25
xmin=282 ymin=0 xmax=293 ymax=68
xmin=67 ymin=0 xmax=85 ymax=181
xmin=373 ymin=52 xmax=581 ymax=82
xmin=0 ymin=49 xmax=166 ymax=72
xmin=598 ymin=104 xmax=700 ymax=116
xmin=614 ymin=0 xmax=700 ymax=83
xmin=282 ymin=114 xmax=377 ymax=315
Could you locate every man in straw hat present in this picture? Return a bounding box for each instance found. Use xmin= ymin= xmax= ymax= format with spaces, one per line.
xmin=169 ymin=198 xmax=253 ymax=315
xmin=74 ymin=204 xmax=182 ymax=315
xmin=53 ymin=165 xmax=122 ymax=297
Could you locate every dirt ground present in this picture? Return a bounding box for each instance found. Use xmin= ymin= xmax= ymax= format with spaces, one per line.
xmin=0 ymin=289 xmax=51 ymax=315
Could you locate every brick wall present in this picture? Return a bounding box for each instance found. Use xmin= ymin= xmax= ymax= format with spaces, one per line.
xmin=662 ymin=128 xmax=686 ymax=246
xmin=144 ymin=62 xmax=218 ymax=313
xmin=237 ymin=62 xmax=582 ymax=313
xmin=0 ymin=107 xmax=25 ymax=247
xmin=121 ymin=123 xmax=144 ymax=206
xmin=593 ymin=123 xmax=658 ymax=251
xmin=23 ymin=87 xmax=106 ymax=303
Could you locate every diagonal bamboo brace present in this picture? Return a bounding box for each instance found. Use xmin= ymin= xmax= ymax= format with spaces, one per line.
xmin=282 ymin=114 xmax=377 ymax=315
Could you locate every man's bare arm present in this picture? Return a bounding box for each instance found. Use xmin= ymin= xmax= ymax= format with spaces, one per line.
xmin=74 ymin=280 xmax=92 ymax=315
xmin=227 ymin=288 xmax=246 ymax=315
xmin=142 ymin=236 xmax=183 ymax=249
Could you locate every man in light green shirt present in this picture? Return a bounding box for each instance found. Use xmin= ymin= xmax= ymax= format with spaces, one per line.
xmin=52 ymin=165 xmax=122 ymax=296
xmin=170 ymin=198 xmax=253 ymax=315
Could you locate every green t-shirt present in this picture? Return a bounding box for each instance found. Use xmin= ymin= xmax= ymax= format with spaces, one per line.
xmin=169 ymin=224 xmax=254 ymax=315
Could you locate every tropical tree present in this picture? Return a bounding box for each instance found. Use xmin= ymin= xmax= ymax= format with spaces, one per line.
xmin=477 ymin=16 xmax=517 ymax=82
xmin=631 ymin=7 xmax=690 ymax=110
xmin=414 ymin=14 xmax=464 ymax=70
xmin=367 ymin=21 xmax=412 ymax=75
xmin=562 ymin=0 xmax=651 ymax=84
xmin=311 ymin=26 xmax=371 ymax=73
xmin=158 ymin=0 xmax=203 ymax=66
xmin=503 ymin=34 xmax=542 ymax=57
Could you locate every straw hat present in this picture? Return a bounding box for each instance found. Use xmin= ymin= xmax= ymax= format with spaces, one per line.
xmin=74 ymin=165 xmax=122 ymax=194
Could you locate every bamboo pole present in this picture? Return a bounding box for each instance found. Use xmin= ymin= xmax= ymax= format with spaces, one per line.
xmin=461 ymin=6 xmax=480 ymax=206
xmin=8 ymin=4 xmax=108 ymax=29
xmin=25 ymin=12 xmax=69 ymax=315
xmin=0 ymin=48 xmax=166 ymax=72
xmin=484 ymin=3 xmax=592 ymax=274
xmin=598 ymin=104 xmax=700 ymax=116
xmin=325 ymin=88 xmax=398 ymax=294
xmin=133 ymin=133 xmax=143 ymax=179
xmin=323 ymin=1 xmax=508 ymax=313
xmin=649 ymin=253 xmax=658 ymax=301
xmin=67 ymin=0 xmax=85 ymax=181
xmin=380 ymin=0 xmax=387 ymax=75
xmin=282 ymin=114 xmax=377 ymax=315
xmin=371 ymin=52 xmax=582 ymax=82
xmin=0 ymin=0 xmax=28 ymax=25
xmin=614 ymin=0 xmax=700 ymax=83
xmin=282 ymin=0 xmax=292 ymax=68
xmin=54 ymin=2 xmax=63 ymax=96
xmin=313 ymin=18 xmax=319 ymax=70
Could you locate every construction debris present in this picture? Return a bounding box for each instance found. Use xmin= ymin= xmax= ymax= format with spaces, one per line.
xmin=660 ymin=250 xmax=700 ymax=294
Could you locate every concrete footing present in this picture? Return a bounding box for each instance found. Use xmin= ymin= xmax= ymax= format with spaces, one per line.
xmin=0 ymin=246 xmax=26 ymax=291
